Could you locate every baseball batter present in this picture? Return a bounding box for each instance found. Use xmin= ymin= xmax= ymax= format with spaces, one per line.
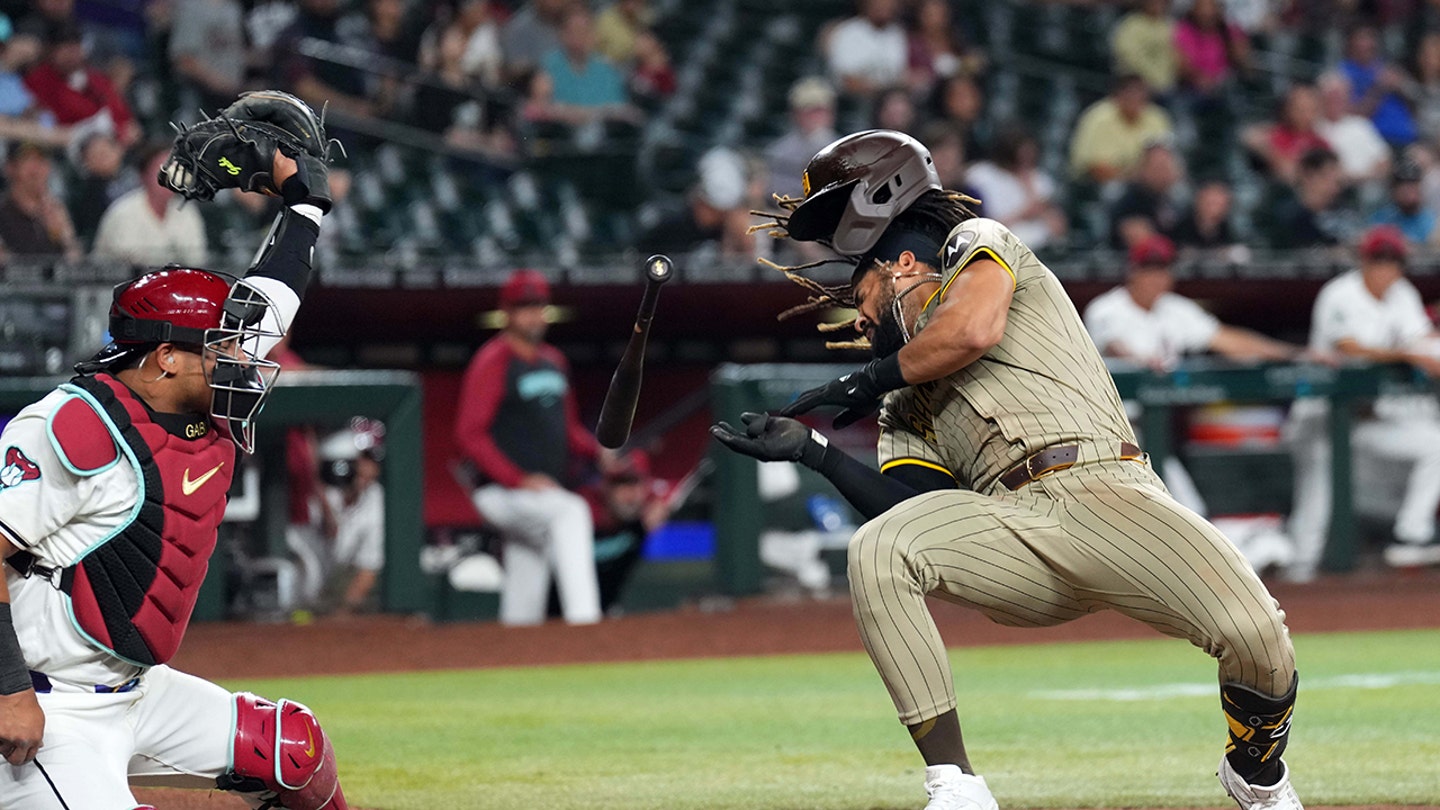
xmin=0 ymin=92 xmax=349 ymax=809
xmin=713 ymin=131 xmax=1301 ymax=810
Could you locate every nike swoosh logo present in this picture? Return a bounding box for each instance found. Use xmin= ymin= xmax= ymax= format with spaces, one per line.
xmin=181 ymin=463 xmax=224 ymax=496
xmin=304 ymin=726 xmax=316 ymax=758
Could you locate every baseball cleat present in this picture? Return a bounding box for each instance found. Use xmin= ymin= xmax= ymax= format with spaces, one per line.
xmin=1218 ymin=756 xmax=1304 ymax=810
xmin=923 ymin=764 xmax=999 ymax=810
xmin=1382 ymin=541 xmax=1440 ymax=568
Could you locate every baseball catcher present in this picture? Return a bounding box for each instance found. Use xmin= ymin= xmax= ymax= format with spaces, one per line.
xmin=712 ymin=130 xmax=1301 ymax=810
xmin=0 ymin=91 xmax=349 ymax=809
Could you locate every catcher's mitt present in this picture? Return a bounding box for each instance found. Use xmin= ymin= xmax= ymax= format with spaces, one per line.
xmin=160 ymin=90 xmax=336 ymax=210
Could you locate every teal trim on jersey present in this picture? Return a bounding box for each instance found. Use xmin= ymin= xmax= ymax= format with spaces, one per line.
xmin=44 ymin=394 xmax=121 ymax=478
xmin=53 ymin=382 xmax=152 ymax=670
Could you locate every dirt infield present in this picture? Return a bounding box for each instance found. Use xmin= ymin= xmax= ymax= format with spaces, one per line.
xmin=136 ymin=567 xmax=1440 ymax=809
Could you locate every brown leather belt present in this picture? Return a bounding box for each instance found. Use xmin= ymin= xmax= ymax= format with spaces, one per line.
xmin=1000 ymin=442 xmax=1142 ymax=491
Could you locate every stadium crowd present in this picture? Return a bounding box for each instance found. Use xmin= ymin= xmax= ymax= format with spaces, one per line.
xmin=0 ymin=0 xmax=1439 ymax=265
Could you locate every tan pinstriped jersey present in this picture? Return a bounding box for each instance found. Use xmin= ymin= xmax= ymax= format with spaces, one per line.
xmin=877 ymin=217 xmax=1135 ymax=492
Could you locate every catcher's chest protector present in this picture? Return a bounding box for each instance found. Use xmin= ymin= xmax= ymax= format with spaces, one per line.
xmin=54 ymin=375 xmax=234 ymax=666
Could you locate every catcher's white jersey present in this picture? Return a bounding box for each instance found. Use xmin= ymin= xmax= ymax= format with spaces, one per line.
xmin=1 ymin=390 xmax=147 ymax=688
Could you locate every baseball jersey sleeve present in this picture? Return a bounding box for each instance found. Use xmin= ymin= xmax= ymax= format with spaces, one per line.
xmin=0 ymin=412 xmax=87 ymax=551
xmin=1168 ymin=295 xmax=1222 ymax=355
xmin=1393 ymin=280 xmax=1434 ymax=347
xmin=877 ymin=392 xmax=954 ymax=480
xmin=931 ymin=218 xmax=1029 ymax=304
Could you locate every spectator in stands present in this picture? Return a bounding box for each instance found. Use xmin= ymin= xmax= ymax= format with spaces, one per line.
xmin=905 ymin=0 xmax=980 ymax=97
xmin=1108 ymin=140 xmax=1184 ymax=249
xmin=1316 ymin=70 xmax=1391 ymax=186
xmin=338 ymin=0 xmax=425 ymax=117
xmin=1411 ymin=30 xmax=1440 ymax=143
xmin=1267 ymin=147 xmax=1355 ymax=249
xmin=92 ymin=142 xmax=209 ymax=266
xmin=169 ymin=0 xmax=248 ymax=112
xmin=965 ymin=123 xmax=1066 ymax=249
xmin=1173 ymin=0 xmax=1249 ymax=105
xmin=0 ymin=142 xmax=78 ymax=260
xmin=638 ymin=146 xmax=750 ymax=259
xmin=424 ymin=0 xmax=503 ymax=91
xmin=765 ymin=77 xmax=838 ymax=201
xmin=455 ymin=269 xmax=606 ymax=626
xmin=69 ymin=131 xmax=134 ymax=248
xmin=1111 ymin=0 xmax=1177 ymax=98
xmin=526 ymin=5 xmax=638 ymax=126
xmin=1370 ymin=159 xmax=1438 ymax=246
xmin=1172 ymin=178 xmax=1246 ymax=261
xmin=1241 ymin=83 xmax=1329 ymax=184
xmin=277 ymin=0 xmax=374 ymax=119
xmin=870 ymin=86 xmax=917 ymax=134
xmin=825 ymin=0 xmax=907 ymax=99
xmin=628 ymin=30 xmax=675 ymax=106
xmin=1069 ymin=73 xmax=1173 ymax=184
xmin=317 ymin=420 xmax=387 ymax=617
xmin=23 ymin=21 xmax=138 ymax=146
xmin=580 ymin=450 xmax=670 ymax=613
xmin=927 ymin=72 xmax=987 ymax=160
xmin=0 ymin=25 xmax=70 ymax=149
xmin=15 ymin=0 xmax=72 ymax=42
xmin=1288 ymin=225 xmax=1440 ymax=580
xmin=1340 ymin=24 xmax=1418 ymax=147
xmin=502 ymin=0 xmax=570 ymax=82
xmin=595 ymin=0 xmax=653 ymax=66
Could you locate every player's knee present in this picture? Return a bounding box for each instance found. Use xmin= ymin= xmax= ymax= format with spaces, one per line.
xmin=847 ymin=516 xmax=909 ymax=584
xmin=220 ymin=692 xmax=349 ymax=810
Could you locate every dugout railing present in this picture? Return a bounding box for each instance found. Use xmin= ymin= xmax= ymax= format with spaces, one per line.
xmin=709 ymin=360 xmax=1434 ymax=596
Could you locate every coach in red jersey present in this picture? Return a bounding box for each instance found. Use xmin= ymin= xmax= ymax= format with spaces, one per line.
xmin=455 ymin=270 xmax=605 ymax=626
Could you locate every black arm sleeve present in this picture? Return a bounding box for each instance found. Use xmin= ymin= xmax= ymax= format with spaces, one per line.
xmin=806 ymin=444 xmax=957 ymax=521
xmin=243 ymin=207 xmax=320 ymax=300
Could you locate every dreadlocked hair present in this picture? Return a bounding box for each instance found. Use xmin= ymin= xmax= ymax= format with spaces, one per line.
xmin=754 ymin=188 xmax=980 ymax=350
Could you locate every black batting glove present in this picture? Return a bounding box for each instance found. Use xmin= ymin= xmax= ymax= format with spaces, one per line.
xmin=780 ymin=354 xmax=908 ymax=429
xmin=710 ymin=412 xmax=828 ymax=467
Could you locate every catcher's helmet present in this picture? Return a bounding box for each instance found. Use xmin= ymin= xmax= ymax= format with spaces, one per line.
xmin=79 ymin=266 xmax=282 ymax=454
xmin=785 ymin=129 xmax=942 ymax=256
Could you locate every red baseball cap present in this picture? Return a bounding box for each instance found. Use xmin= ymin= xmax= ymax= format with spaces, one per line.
xmin=605 ymin=451 xmax=651 ymax=482
xmin=498 ymin=269 xmax=551 ymax=308
xmin=1128 ymin=234 xmax=1176 ymax=268
xmin=1358 ymin=225 xmax=1408 ymax=263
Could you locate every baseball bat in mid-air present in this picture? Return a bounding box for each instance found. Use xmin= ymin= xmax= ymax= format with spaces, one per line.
xmin=596 ymin=254 xmax=673 ymax=448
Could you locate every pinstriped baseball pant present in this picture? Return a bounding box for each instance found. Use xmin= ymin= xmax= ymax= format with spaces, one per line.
xmin=848 ymin=457 xmax=1296 ymax=725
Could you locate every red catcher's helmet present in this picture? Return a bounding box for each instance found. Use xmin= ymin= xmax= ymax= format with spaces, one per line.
xmin=785 ymin=129 xmax=942 ymax=256
xmin=109 ymin=267 xmax=234 ymax=345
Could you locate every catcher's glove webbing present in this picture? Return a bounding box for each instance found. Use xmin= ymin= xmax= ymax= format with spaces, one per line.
xmin=160 ymin=90 xmax=338 ymax=212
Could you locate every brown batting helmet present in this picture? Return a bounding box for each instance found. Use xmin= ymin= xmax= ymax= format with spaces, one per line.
xmin=785 ymin=129 xmax=942 ymax=256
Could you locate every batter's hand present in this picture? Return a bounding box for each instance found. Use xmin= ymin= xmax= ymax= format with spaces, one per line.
xmin=711 ymin=412 xmax=826 ymax=466
xmin=780 ymin=356 xmax=908 ymax=429
xmin=0 ymin=689 xmax=44 ymax=765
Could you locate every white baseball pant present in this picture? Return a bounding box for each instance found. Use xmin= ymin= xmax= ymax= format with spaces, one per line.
xmin=472 ymin=485 xmax=602 ymax=626
xmin=0 ymin=666 xmax=234 ymax=809
xmin=1288 ymin=413 xmax=1440 ymax=576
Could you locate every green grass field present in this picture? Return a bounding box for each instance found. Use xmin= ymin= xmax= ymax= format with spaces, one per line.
xmin=226 ymin=629 xmax=1440 ymax=809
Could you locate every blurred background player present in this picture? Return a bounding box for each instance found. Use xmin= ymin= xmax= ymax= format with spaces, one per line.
xmin=317 ymin=419 xmax=387 ymax=617
xmin=1287 ymin=225 xmax=1440 ymax=581
xmin=455 ymin=268 xmax=605 ymax=626
xmin=584 ymin=450 xmax=670 ymax=613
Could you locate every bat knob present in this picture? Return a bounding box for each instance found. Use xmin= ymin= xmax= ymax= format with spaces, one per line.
xmin=645 ymin=255 xmax=674 ymax=284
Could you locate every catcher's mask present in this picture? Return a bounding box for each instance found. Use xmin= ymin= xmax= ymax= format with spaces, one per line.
xmin=785 ymin=129 xmax=942 ymax=256
xmin=78 ymin=266 xmax=281 ymax=454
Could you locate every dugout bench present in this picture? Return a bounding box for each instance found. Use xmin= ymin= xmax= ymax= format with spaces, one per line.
xmin=709 ymin=360 xmax=1432 ymax=596
xmin=0 ymin=370 xmax=426 ymax=620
